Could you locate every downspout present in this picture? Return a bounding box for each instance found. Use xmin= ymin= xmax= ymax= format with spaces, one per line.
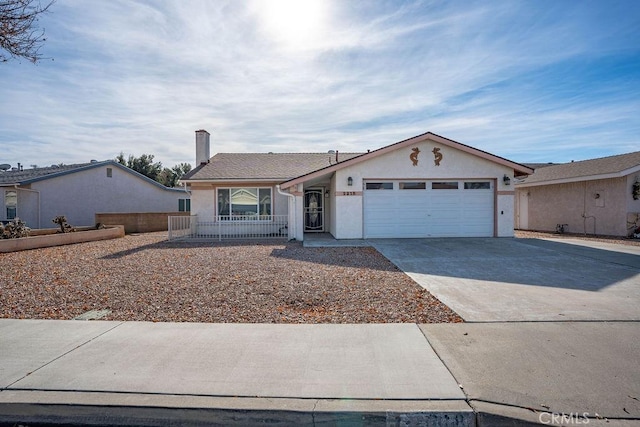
xmin=178 ymin=181 xmax=194 ymax=238
xmin=276 ymin=185 xmax=296 ymax=241
xmin=14 ymin=184 xmax=41 ymax=229
xmin=182 ymin=181 xmax=191 ymax=207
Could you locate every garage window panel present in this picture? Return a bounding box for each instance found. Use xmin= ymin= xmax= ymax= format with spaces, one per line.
xmin=432 ymin=182 xmax=459 ymax=190
xmin=464 ymin=182 xmax=491 ymax=190
xmin=366 ymin=182 xmax=394 ymax=190
xmin=399 ymin=182 xmax=426 ymax=190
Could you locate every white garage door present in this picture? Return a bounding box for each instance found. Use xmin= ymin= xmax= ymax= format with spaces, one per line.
xmin=364 ymin=180 xmax=494 ymax=238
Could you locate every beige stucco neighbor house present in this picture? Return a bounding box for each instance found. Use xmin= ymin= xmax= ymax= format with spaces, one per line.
xmin=180 ymin=130 xmax=532 ymax=241
xmin=515 ymin=151 xmax=640 ymax=236
xmin=0 ymin=160 xmax=190 ymax=229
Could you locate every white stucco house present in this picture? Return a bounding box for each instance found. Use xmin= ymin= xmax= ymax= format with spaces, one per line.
xmin=0 ymin=160 xmax=190 ymax=229
xmin=179 ymin=130 xmax=532 ymax=241
xmin=515 ymin=151 xmax=640 ymax=236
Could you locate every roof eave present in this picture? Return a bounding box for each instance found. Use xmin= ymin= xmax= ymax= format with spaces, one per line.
xmin=515 ymin=165 xmax=640 ymax=188
xmin=182 ymin=178 xmax=288 ymax=184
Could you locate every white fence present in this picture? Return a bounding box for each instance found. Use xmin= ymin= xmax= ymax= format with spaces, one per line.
xmin=168 ymin=215 xmax=289 ymax=241
xmin=167 ymin=215 xmax=196 ymax=240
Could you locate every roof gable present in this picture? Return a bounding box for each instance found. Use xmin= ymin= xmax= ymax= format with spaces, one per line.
xmin=280 ymin=131 xmax=533 ymax=189
xmin=517 ymin=151 xmax=640 ymax=187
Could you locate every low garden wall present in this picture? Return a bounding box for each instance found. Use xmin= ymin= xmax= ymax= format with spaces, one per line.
xmin=0 ymin=225 xmax=125 ymax=253
xmin=95 ymin=212 xmax=190 ymax=234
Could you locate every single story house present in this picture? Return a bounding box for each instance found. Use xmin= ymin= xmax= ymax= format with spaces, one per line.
xmin=515 ymin=151 xmax=640 ymax=236
xmin=0 ymin=160 xmax=190 ymax=229
xmin=180 ymin=130 xmax=532 ymax=240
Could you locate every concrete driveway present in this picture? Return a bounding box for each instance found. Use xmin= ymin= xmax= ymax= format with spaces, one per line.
xmin=370 ymin=237 xmax=640 ymax=321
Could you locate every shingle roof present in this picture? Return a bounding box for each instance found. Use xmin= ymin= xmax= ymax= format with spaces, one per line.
xmin=182 ymin=152 xmax=364 ymax=181
xmin=518 ymin=151 xmax=640 ymax=186
xmin=522 ymin=162 xmax=563 ymax=170
xmin=0 ymin=161 xmax=105 ymax=185
xmin=0 ymin=160 xmax=187 ymax=192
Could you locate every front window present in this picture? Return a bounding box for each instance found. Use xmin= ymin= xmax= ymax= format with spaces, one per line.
xmin=218 ymin=188 xmax=271 ymax=219
xmin=5 ymin=190 xmax=17 ymax=219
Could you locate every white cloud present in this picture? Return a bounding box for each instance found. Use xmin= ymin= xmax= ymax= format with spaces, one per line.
xmin=0 ymin=0 xmax=638 ymax=169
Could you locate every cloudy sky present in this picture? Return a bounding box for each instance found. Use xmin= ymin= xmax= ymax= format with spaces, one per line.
xmin=1 ymin=0 xmax=638 ymax=169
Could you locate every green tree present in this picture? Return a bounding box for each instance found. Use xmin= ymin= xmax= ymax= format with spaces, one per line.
xmin=116 ymin=152 xmax=163 ymax=182
xmin=157 ymin=163 xmax=192 ymax=188
xmin=116 ymin=153 xmax=191 ymax=188
xmin=1 ymin=0 xmax=55 ymax=63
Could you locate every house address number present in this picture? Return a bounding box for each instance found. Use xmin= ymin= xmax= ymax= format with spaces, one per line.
xmin=342 ymin=191 xmax=358 ymax=196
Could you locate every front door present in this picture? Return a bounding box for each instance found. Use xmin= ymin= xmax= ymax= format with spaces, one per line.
xmin=304 ymin=189 xmax=324 ymax=232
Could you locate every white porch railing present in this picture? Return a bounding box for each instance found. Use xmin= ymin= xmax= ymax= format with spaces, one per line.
xmin=168 ymin=215 xmax=289 ymax=241
xmin=168 ymin=215 xmax=196 ymax=240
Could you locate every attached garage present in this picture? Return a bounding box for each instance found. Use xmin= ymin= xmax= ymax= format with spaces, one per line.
xmin=363 ymin=180 xmax=494 ymax=238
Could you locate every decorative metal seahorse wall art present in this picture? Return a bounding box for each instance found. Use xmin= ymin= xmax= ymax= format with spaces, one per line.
xmin=410 ymin=147 xmax=420 ymax=166
xmin=432 ymin=147 xmax=443 ymax=166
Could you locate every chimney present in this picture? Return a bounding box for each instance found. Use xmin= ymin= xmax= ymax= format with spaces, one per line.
xmin=195 ymin=129 xmax=210 ymax=165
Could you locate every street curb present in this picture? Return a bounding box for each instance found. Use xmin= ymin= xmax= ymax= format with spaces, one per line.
xmin=5 ymin=392 xmax=636 ymax=426
xmin=0 ymin=391 xmax=474 ymax=426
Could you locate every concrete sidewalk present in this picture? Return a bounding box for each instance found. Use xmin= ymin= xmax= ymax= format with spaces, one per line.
xmin=1 ymin=320 xmax=639 ymax=426
xmin=0 ymin=320 xmax=470 ymax=426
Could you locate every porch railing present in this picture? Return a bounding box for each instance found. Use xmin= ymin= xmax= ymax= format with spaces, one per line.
xmin=168 ymin=215 xmax=289 ymax=241
xmin=168 ymin=215 xmax=196 ymax=240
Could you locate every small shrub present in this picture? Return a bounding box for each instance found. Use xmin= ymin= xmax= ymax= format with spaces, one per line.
xmin=0 ymin=218 xmax=31 ymax=239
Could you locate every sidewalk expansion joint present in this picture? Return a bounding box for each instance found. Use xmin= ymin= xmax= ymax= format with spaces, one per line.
xmin=1 ymin=322 xmax=125 ymax=391
xmin=415 ymin=324 xmax=476 ymax=417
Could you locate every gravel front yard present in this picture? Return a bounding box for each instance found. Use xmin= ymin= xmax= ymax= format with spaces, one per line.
xmin=0 ymin=233 xmax=462 ymax=323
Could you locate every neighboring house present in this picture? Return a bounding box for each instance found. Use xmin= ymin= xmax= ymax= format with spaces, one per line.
xmin=514 ymin=151 xmax=640 ymax=236
xmin=0 ymin=160 xmax=190 ymax=229
xmin=180 ymin=130 xmax=532 ymax=240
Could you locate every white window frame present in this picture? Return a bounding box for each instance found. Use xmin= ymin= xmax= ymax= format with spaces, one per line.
xmin=217 ymin=187 xmax=273 ymax=221
xmin=4 ymin=190 xmax=17 ymax=220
